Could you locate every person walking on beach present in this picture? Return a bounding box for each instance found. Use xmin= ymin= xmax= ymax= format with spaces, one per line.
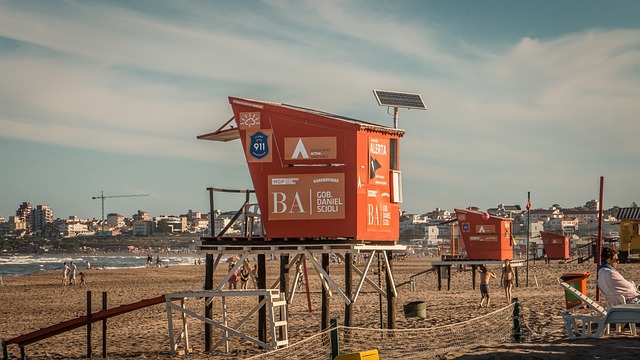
xmin=68 ymin=261 xmax=77 ymax=285
xmin=79 ymin=272 xmax=87 ymax=288
xmin=501 ymin=259 xmax=515 ymax=303
xmin=597 ymin=247 xmax=640 ymax=304
xmin=240 ymin=264 xmax=250 ymax=290
xmin=61 ymin=262 xmax=70 ymax=286
xmin=252 ymin=264 xmax=259 ymax=288
xmin=479 ymin=265 xmax=496 ymax=308
xmin=228 ymin=263 xmax=239 ymax=289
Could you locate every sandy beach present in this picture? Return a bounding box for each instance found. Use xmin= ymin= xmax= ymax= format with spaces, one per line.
xmin=1 ymin=255 xmax=639 ymax=359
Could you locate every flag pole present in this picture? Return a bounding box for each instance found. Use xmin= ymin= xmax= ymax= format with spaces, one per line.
xmin=526 ymin=191 xmax=530 ymax=287
xmin=595 ymin=176 xmax=604 ymax=301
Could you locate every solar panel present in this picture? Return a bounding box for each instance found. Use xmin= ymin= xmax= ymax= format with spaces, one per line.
xmin=373 ymin=90 xmax=426 ymax=110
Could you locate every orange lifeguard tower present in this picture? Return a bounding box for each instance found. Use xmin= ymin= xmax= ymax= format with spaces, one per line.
xmin=198 ymin=97 xmax=405 ymax=241
xmin=540 ymin=231 xmax=570 ymax=260
xmin=195 ymin=93 xmax=426 ymax=351
xmin=454 ymin=208 xmax=514 ymax=260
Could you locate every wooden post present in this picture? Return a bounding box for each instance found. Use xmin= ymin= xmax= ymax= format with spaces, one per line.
xmin=512 ymin=297 xmax=521 ymax=342
xmin=2 ymin=340 xmax=8 ymax=360
xmin=437 ymin=266 xmax=442 ymax=291
xmin=447 ymin=265 xmax=451 ymax=290
xmin=102 ymin=292 xmax=107 ymax=358
xmin=204 ymin=254 xmax=213 ymax=351
xmin=385 ymin=250 xmax=396 ymax=330
xmin=87 ymin=291 xmax=92 ymax=358
xmin=472 ymin=265 xmax=477 ymax=290
xmin=330 ymin=318 xmax=339 ymax=359
xmin=377 ymin=253 xmax=383 ymax=328
xmin=344 ymin=252 xmax=353 ymax=327
xmin=279 ymin=254 xmax=289 ymax=342
xmin=258 ymin=254 xmax=267 ymax=345
xmin=321 ymin=253 xmax=330 ymax=331
xmin=280 ymin=254 xmax=290 ymax=302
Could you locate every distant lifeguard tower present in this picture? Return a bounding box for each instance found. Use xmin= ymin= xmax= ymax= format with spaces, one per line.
xmin=194 ymin=94 xmax=425 ymax=352
xmin=617 ymin=207 xmax=640 ymax=262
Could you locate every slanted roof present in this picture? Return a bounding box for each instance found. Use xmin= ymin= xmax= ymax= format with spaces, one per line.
xmin=617 ymin=207 xmax=640 ymax=220
xmin=197 ymin=97 xmax=405 ymax=142
xmin=197 ymin=116 xmax=240 ymax=142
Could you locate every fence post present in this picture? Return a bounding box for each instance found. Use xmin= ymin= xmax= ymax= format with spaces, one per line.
xmin=330 ymin=318 xmax=339 ymax=359
xmin=87 ymin=291 xmax=92 ymax=358
xmin=102 ymin=291 xmax=107 ymax=358
xmin=512 ymin=297 xmax=521 ymax=342
xmin=2 ymin=340 xmax=8 ymax=360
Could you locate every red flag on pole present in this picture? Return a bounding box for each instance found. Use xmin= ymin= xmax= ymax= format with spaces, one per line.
xmin=526 ymin=197 xmax=531 ymax=211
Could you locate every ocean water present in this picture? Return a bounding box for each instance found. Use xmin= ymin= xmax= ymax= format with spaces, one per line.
xmin=0 ymin=253 xmax=203 ymax=277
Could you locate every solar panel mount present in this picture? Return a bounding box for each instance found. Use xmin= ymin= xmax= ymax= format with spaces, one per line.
xmin=373 ymin=90 xmax=426 ymax=110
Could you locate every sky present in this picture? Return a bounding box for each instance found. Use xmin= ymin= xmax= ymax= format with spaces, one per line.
xmin=1 ymin=0 xmax=639 ymax=220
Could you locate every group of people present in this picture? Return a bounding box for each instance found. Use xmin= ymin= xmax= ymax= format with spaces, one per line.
xmin=61 ymin=261 xmax=86 ymax=287
xmin=227 ymin=261 xmax=258 ymax=290
xmin=146 ymin=254 xmax=162 ymax=268
xmin=478 ymin=259 xmax=515 ymax=308
xmin=478 ymin=248 xmax=640 ymax=308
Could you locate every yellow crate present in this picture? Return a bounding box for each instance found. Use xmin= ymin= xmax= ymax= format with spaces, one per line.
xmin=334 ymin=349 xmax=379 ymax=360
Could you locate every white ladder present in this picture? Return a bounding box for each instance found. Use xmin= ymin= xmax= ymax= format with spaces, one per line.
xmin=268 ymin=289 xmax=289 ymax=348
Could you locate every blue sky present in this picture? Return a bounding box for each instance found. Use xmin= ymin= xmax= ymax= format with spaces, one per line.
xmin=1 ymin=1 xmax=639 ymax=220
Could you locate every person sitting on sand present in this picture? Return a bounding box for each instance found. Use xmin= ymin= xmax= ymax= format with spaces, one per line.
xmin=597 ymin=247 xmax=640 ymax=304
xmin=479 ymin=265 xmax=496 ymax=307
xmin=501 ymin=259 xmax=515 ymax=303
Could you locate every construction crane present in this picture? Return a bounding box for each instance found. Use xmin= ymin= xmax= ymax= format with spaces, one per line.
xmin=92 ymin=191 xmax=150 ymax=236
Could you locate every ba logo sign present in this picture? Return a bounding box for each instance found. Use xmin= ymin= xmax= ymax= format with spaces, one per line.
xmin=249 ymin=131 xmax=269 ymax=159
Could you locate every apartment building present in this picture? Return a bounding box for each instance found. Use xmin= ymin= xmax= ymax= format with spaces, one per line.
xmin=30 ymin=204 xmax=53 ymax=234
xmin=106 ymin=213 xmax=125 ymax=228
xmin=156 ymin=216 xmax=187 ymax=234
xmin=132 ymin=220 xmax=156 ymax=236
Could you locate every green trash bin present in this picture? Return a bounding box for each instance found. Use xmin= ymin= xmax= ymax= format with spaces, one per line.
xmin=560 ymin=271 xmax=590 ymax=309
xmin=403 ymin=301 xmax=427 ymax=318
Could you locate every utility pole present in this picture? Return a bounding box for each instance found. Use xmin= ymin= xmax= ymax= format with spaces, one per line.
xmin=91 ymin=191 xmax=150 ymax=236
xmin=526 ymin=191 xmax=531 ymax=287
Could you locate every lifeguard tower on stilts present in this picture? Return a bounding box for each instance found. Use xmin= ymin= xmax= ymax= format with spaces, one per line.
xmin=175 ymin=93 xmax=426 ymax=355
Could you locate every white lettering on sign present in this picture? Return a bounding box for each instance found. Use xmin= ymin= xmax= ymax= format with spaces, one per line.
xmin=272 ymin=192 xmax=306 ymax=214
xmin=368 ymin=190 xmax=378 ymax=197
xmin=232 ymin=99 xmax=264 ymax=109
xmin=370 ymin=143 xmax=387 ymax=155
xmin=313 ymin=177 xmax=340 ymax=183
xmin=369 ymin=138 xmax=388 ymax=156
xmin=368 ymin=203 xmax=380 ymax=226
xmin=272 ymin=178 xmax=298 ymax=185
xmin=316 ymin=191 xmax=343 ymax=213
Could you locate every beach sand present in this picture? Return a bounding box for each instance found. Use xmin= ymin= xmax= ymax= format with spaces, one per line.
xmin=1 ymin=255 xmax=639 ymax=359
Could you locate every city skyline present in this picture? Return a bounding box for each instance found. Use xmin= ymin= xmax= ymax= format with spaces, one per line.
xmin=0 ymin=197 xmax=630 ymax=223
xmin=1 ymin=1 xmax=639 ymax=220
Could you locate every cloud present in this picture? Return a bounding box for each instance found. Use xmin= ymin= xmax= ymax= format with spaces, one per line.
xmin=0 ymin=1 xmax=638 ymax=214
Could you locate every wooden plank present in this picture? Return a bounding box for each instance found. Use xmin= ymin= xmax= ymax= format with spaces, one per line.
xmin=6 ymin=295 xmax=165 ymax=347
